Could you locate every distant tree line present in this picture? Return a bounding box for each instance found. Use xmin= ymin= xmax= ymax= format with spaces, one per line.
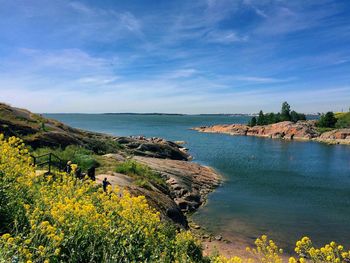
xmin=248 ymin=102 xmax=306 ymax=127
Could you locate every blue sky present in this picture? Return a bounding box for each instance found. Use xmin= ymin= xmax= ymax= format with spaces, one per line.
xmin=0 ymin=0 xmax=350 ymax=113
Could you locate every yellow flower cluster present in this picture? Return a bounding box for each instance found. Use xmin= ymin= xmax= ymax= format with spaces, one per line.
xmin=0 ymin=135 xmax=203 ymax=262
xmin=212 ymin=256 xmax=247 ymax=263
xmin=290 ymin=236 xmax=350 ymax=263
xmin=212 ymin=235 xmax=283 ymax=263
xmin=213 ymin=235 xmax=350 ymax=263
xmin=248 ymin=234 xmax=283 ymax=263
xmin=0 ymin=135 xmax=35 ymax=183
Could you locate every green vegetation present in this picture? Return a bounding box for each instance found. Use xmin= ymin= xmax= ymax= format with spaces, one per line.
xmin=33 ymin=145 xmax=98 ymax=171
xmin=317 ymin=112 xmax=337 ymax=128
xmin=335 ymin=112 xmax=350 ymax=128
xmin=85 ymin=137 xmax=123 ymax=155
xmin=316 ymin=111 xmax=350 ymax=130
xmin=115 ymin=160 xmax=166 ymax=189
xmin=249 ymin=102 xmax=306 ymax=127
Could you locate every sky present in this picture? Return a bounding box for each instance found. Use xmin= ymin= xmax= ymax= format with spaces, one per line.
xmin=0 ymin=0 xmax=350 ymax=114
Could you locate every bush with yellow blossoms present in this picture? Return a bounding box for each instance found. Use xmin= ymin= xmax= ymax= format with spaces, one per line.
xmin=213 ymin=235 xmax=350 ymax=263
xmin=290 ymin=236 xmax=350 ymax=263
xmin=212 ymin=235 xmax=283 ymax=263
xmin=0 ymin=135 xmax=205 ymax=262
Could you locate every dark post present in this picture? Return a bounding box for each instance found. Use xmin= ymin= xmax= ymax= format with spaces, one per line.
xmin=48 ymin=153 xmax=52 ymax=174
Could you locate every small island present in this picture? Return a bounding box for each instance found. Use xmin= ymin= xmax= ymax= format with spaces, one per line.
xmin=193 ymin=102 xmax=350 ymax=145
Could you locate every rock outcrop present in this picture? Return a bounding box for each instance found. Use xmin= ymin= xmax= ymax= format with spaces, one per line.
xmin=316 ymin=129 xmax=350 ymax=145
xmin=115 ymin=136 xmax=190 ymax=160
xmin=96 ymin=156 xmax=221 ymax=228
xmin=193 ymin=120 xmax=350 ymax=145
xmin=133 ymin=156 xmax=221 ymax=213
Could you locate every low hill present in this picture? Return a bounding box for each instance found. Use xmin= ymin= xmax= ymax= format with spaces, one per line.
xmin=0 ymin=103 xmax=189 ymax=160
xmin=0 ymin=102 xmax=120 ymax=153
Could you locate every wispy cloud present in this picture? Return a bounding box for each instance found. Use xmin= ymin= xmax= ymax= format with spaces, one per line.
xmin=164 ymin=69 xmax=199 ymax=79
xmin=0 ymin=0 xmax=349 ymax=113
xmin=205 ymin=30 xmax=248 ymax=44
xmin=69 ymin=1 xmax=94 ymax=15
xmin=230 ymin=75 xmax=296 ymax=84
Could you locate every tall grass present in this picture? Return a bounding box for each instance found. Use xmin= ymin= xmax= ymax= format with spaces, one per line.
xmin=115 ymin=160 xmax=166 ymax=189
xmin=33 ymin=145 xmax=98 ymax=171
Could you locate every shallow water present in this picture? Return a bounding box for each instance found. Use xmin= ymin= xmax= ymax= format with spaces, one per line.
xmin=45 ymin=114 xmax=350 ymax=250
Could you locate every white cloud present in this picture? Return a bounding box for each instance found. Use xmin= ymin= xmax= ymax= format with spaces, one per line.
xmin=69 ymin=2 xmax=94 ymax=15
xmin=232 ymin=76 xmax=293 ymax=83
xmin=165 ymin=69 xmax=199 ymax=79
xmin=119 ymin=12 xmax=142 ymax=35
xmin=205 ymin=30 xmax=248 ymax=44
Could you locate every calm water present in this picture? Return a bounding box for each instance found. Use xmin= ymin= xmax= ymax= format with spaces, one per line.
xmin=45 ymin=114 xmax=350 ymax=250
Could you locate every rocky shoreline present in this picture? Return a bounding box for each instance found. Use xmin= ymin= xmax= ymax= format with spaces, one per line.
xmin=193 ymin=120 xmax=350 ymax=145
xmin=96 ymin=151 xmax=221 ymax=229
xmin=0 ymin=103 xmax=222 ymax=229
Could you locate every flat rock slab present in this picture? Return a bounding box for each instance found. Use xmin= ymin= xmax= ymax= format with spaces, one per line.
xmin=96 ymin=172 xmax=133 ymax=188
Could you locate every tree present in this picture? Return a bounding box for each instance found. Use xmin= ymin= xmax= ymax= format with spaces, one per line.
xmin=266 ymin=113 xmax=278 ymax=124
xmin=257 ymin=110 xmax=265 ymax=125
xmin=280 ymin=101 xmax=291 ymax=121
xmin=317 ymin=112 xmax=337 ymax=128
xmin=249 ymin=116 xmax=257 ymax=127
xmin=298 ymin=113 xmax=306 ymax=121
xmin=290 ymin=111 xmax=306 ymax=123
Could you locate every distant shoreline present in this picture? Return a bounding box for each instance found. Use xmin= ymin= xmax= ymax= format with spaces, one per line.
xmin=193 ymin=120 xmax=350 ymax=146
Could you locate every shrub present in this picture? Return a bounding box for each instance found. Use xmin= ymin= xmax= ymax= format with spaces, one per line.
xmin=213 ymin=235 xmax=350 ymax=263
xmin=115 ymin=160 xmax=166 ymax=189
xmin=0 ymin=135 xmax=34 ymax=234
xmin=317 ymin=112 xmax=337 ymax=128
xmin=33 ymin=145 xmax=98 ymax=171
xmin=335 ymin=112 xmax=350 ymax=128
xmin=291 ymin=236 xmax=350 ymax=263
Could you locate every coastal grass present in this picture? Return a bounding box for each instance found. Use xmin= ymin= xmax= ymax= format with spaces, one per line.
xmin=33 ymin=145 xmax=99 ymax=171
xmin=115 ymin=160 xmax=167 ymax=189
xmin=94 ymin=154 xmax=124 ymax=174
